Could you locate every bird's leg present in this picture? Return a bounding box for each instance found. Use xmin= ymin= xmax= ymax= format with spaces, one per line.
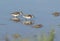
xmin=14 ymin=16 xmax=18 ymax=18
xmin=25 ymin=19 xmax=27 ymax=21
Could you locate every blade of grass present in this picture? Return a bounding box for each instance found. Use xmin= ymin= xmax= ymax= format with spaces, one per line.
xmin=38 ymin=31 xmax=48 ymax=41
xmin=48 ymin=29 xmax=55 ymax=41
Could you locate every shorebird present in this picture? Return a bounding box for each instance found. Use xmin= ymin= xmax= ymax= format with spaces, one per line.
xmin=11 ymin=11 xmax=23 ymax=17
xmin=11 ymin=12 xmax=20 ymax=17
xmin=11 ymin=17 xmax=20 ymax=22
xmin=23 ymin=14 xmax=33 ymax=20
xmin=33 ymin=24 xmax=43 ymax=28
xmin=52 ymin=12 xmax=60 ymax=16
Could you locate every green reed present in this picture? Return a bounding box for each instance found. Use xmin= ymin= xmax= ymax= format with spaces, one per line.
xmin=10 ymin=29 xmax=55 ymax=41
xmin=37 ymin=29 xmax=55 ymax=41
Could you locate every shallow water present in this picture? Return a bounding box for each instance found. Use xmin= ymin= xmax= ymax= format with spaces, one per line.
xmin=0 ymin=0 xmax=60 ymax=41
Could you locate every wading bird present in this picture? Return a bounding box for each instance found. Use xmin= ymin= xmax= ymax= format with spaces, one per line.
xmin=52 ymin=12 xmax=60 ymax=16
xmin=11 ymin=11 xmax=23 ymax=17
xmin=11 ymin=12 xmax=20 ymax=17
xmin=23 ymin=14 xmax=33 ymax=20
xmin=33 ymin=24 xmax=43 ymax=28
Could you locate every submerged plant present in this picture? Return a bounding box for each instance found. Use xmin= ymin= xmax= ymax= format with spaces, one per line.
xmin=11 ymin=29 xmax=55 ymax=41
xmin=4 ymin=33 xmax=10 ymax=41
xmin=12 ymin=34 xmax=22 ymax=41
xmin=13 ymin=34 xmax=21 ymax=39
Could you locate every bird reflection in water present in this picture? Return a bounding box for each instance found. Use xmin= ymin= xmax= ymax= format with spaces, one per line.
xmin=52 ymin=12 xmax=60 ymax=17
xmin=22 ymin=20 xmax=33 ymax=25
xmin=11 ymin=17 xmax=20 ymax=23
